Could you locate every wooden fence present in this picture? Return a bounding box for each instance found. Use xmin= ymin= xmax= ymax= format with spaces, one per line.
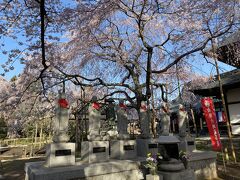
xmin=0 ymin=137 xmax=51 ymax=147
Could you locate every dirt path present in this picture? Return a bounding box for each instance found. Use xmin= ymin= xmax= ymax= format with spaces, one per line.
xmin=1 ymin=157 xmax=44 ymax=180
xmin=217 ymin=163 xmax=240 ymax=180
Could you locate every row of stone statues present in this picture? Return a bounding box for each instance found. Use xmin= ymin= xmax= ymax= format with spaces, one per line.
xmin=53 ymin=93 xmax=189 ymax=142
xmin=87 ymin=96 xmax=189 ymax=141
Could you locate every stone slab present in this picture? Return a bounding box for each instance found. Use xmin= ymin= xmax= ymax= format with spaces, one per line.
xmin=81 ymin=141 xmax=109 ymax=163
xmin=110 ymin=140 xmax=137 ymax=160
xmin=25 ymin=159 xmax=144 ymax=180
xmin=136 ymin=139 xmax=158 ymax=157
xmin=158 ymin=169 xmax=195 ymax=180
xmin=45 ymin=143 xmax=75 ymax=167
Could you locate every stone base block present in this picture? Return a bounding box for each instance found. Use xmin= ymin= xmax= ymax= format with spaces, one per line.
xmin=188 ymin=151 xmax=217 ymax=180
xmin=158 ymin=169 xmax=195 ymax=180
xmin=157 ymin=136 xmax=180 ymax=144
xmin=146 ymin=174 xmax=163 ymax=180
xmin=25 ymin=159 xmax=144 ymax=180
xmin=110 ymin=140 xmax=137 ymax=160
xmin=118 ymin=134 xmax=130 ymax=140
xmin=178 ymin=136 xmax=196 ymax=153
xmin=45 ymin=142 xmax=75 ymax=167
xmin=136 ymin=139 xmax=158 ymax=157
xmin=81 ymin=141 xmax=109 ymax=163
xmin=158 ymin=159 xmax=185 ymax=172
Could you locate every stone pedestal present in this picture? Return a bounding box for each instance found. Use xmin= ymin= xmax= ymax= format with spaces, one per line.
xmin=178 ymin=136 xmax=196 ymax=153
xmin=146 ymin=174 xmax=163 ymax=180
xmin=136 ymin=139 xmax=158 ymax=157
xmin=45 ymin=143 xmax=75 ymax=167
xmin=158 ymin=169 xmax=195 ymax=180
xmin=81 ymin=141 xmax=109 ymax=163
xmin=110 ymin=140 xmax=137 ymax=160
xmin=188 ymin=151 xmax=217 ymax=180
xmin=158 ymin=159 xmax=184 ymax=172
xmin=25 ymin=159 xmax=144 ymax=180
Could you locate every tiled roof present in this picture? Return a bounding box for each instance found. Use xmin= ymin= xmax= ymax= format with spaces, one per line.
xmin=193 ymin=69 xmax=240 ymax=91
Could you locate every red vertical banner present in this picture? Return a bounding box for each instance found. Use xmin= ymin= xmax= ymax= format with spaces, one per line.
xmin=201 ymin=97 xmax=222 ymax=151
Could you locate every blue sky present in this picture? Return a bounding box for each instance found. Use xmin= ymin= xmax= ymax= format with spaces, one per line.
xmin=187 ymin=53 xmax=235 ymax=77
xmin=0 ymin=37 xmax=25 ymax=80
xmin=0 ymin=49 xmax=235 ymax=82
xmin=0 ymin=36 xmax=235 ymax=81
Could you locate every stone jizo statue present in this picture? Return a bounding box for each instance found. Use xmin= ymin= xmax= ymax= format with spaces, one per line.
xmin=159 ymin=102 xmax=170 ymax=136
xmin=87 ymin=96 xmax=102 ymax=141
xmin=116 ymin=100 xmax=129 ymax=139
xmin=105 ymin=98 xmax=116 ymax=129
xmin=178 ymin=104 xmax=188 ymax=137
xmin=139 ymin=101 xmax=151 ymax=138
xmin=53 ymin=91 xmax=70 ymax=143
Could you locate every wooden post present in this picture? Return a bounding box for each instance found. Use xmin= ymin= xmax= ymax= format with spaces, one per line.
xmin=165 ymin=84 xmax=168 ymax=103
xmin=34 ymin=123 xmax=38 ymax=148
xmin=221 ymin=147 xmax=227 ymax=172
xmin=190 ymin=108 xmax=197 ymax=136
xmin=224 ymin=147 xmax=229 ymax=163
xmin=211 ymin=39 xmax=237 ymax=163
xmin=48 ymin=131 xmax=51 ymax=143
xmin=39 ymin=123 xmax=43 ymax=149
xmin=30 ymin=132 xmax=34 ymax=157
xmin=200 ymin=118 xmax=203 ymax=130
xmin=172 ymin=121 xmax=175 ymax=132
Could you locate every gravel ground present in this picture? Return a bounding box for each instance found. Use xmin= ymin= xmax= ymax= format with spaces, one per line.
xmin=0 ymin=147 xmax=240 ymax=180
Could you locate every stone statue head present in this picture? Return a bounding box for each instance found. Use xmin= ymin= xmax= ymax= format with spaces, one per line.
xmin=119 ymin=99 xmax=124 ymax=104
xmin=91 ymin=96 xmax=98 ymax=102
xmin=106 ymin=98 xmax=114 ymax=104
xmin=161 ymin=102 xmax=168 ymax=108
xmin=204 ymin=101 xmax=210 ymax=107
xmin=141 ymin=101 xmax=146 ymax=106
xmin=58 ymin=91 xmax=66 ymax=99
xmin=179 ymin=104 xmax=184 ymax=110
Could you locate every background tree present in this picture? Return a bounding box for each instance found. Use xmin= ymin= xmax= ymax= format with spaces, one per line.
xmin=0 ymin=0 xmax=239 ymax=138
xmin=56 ymin=0 xmax=239 ymax=110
